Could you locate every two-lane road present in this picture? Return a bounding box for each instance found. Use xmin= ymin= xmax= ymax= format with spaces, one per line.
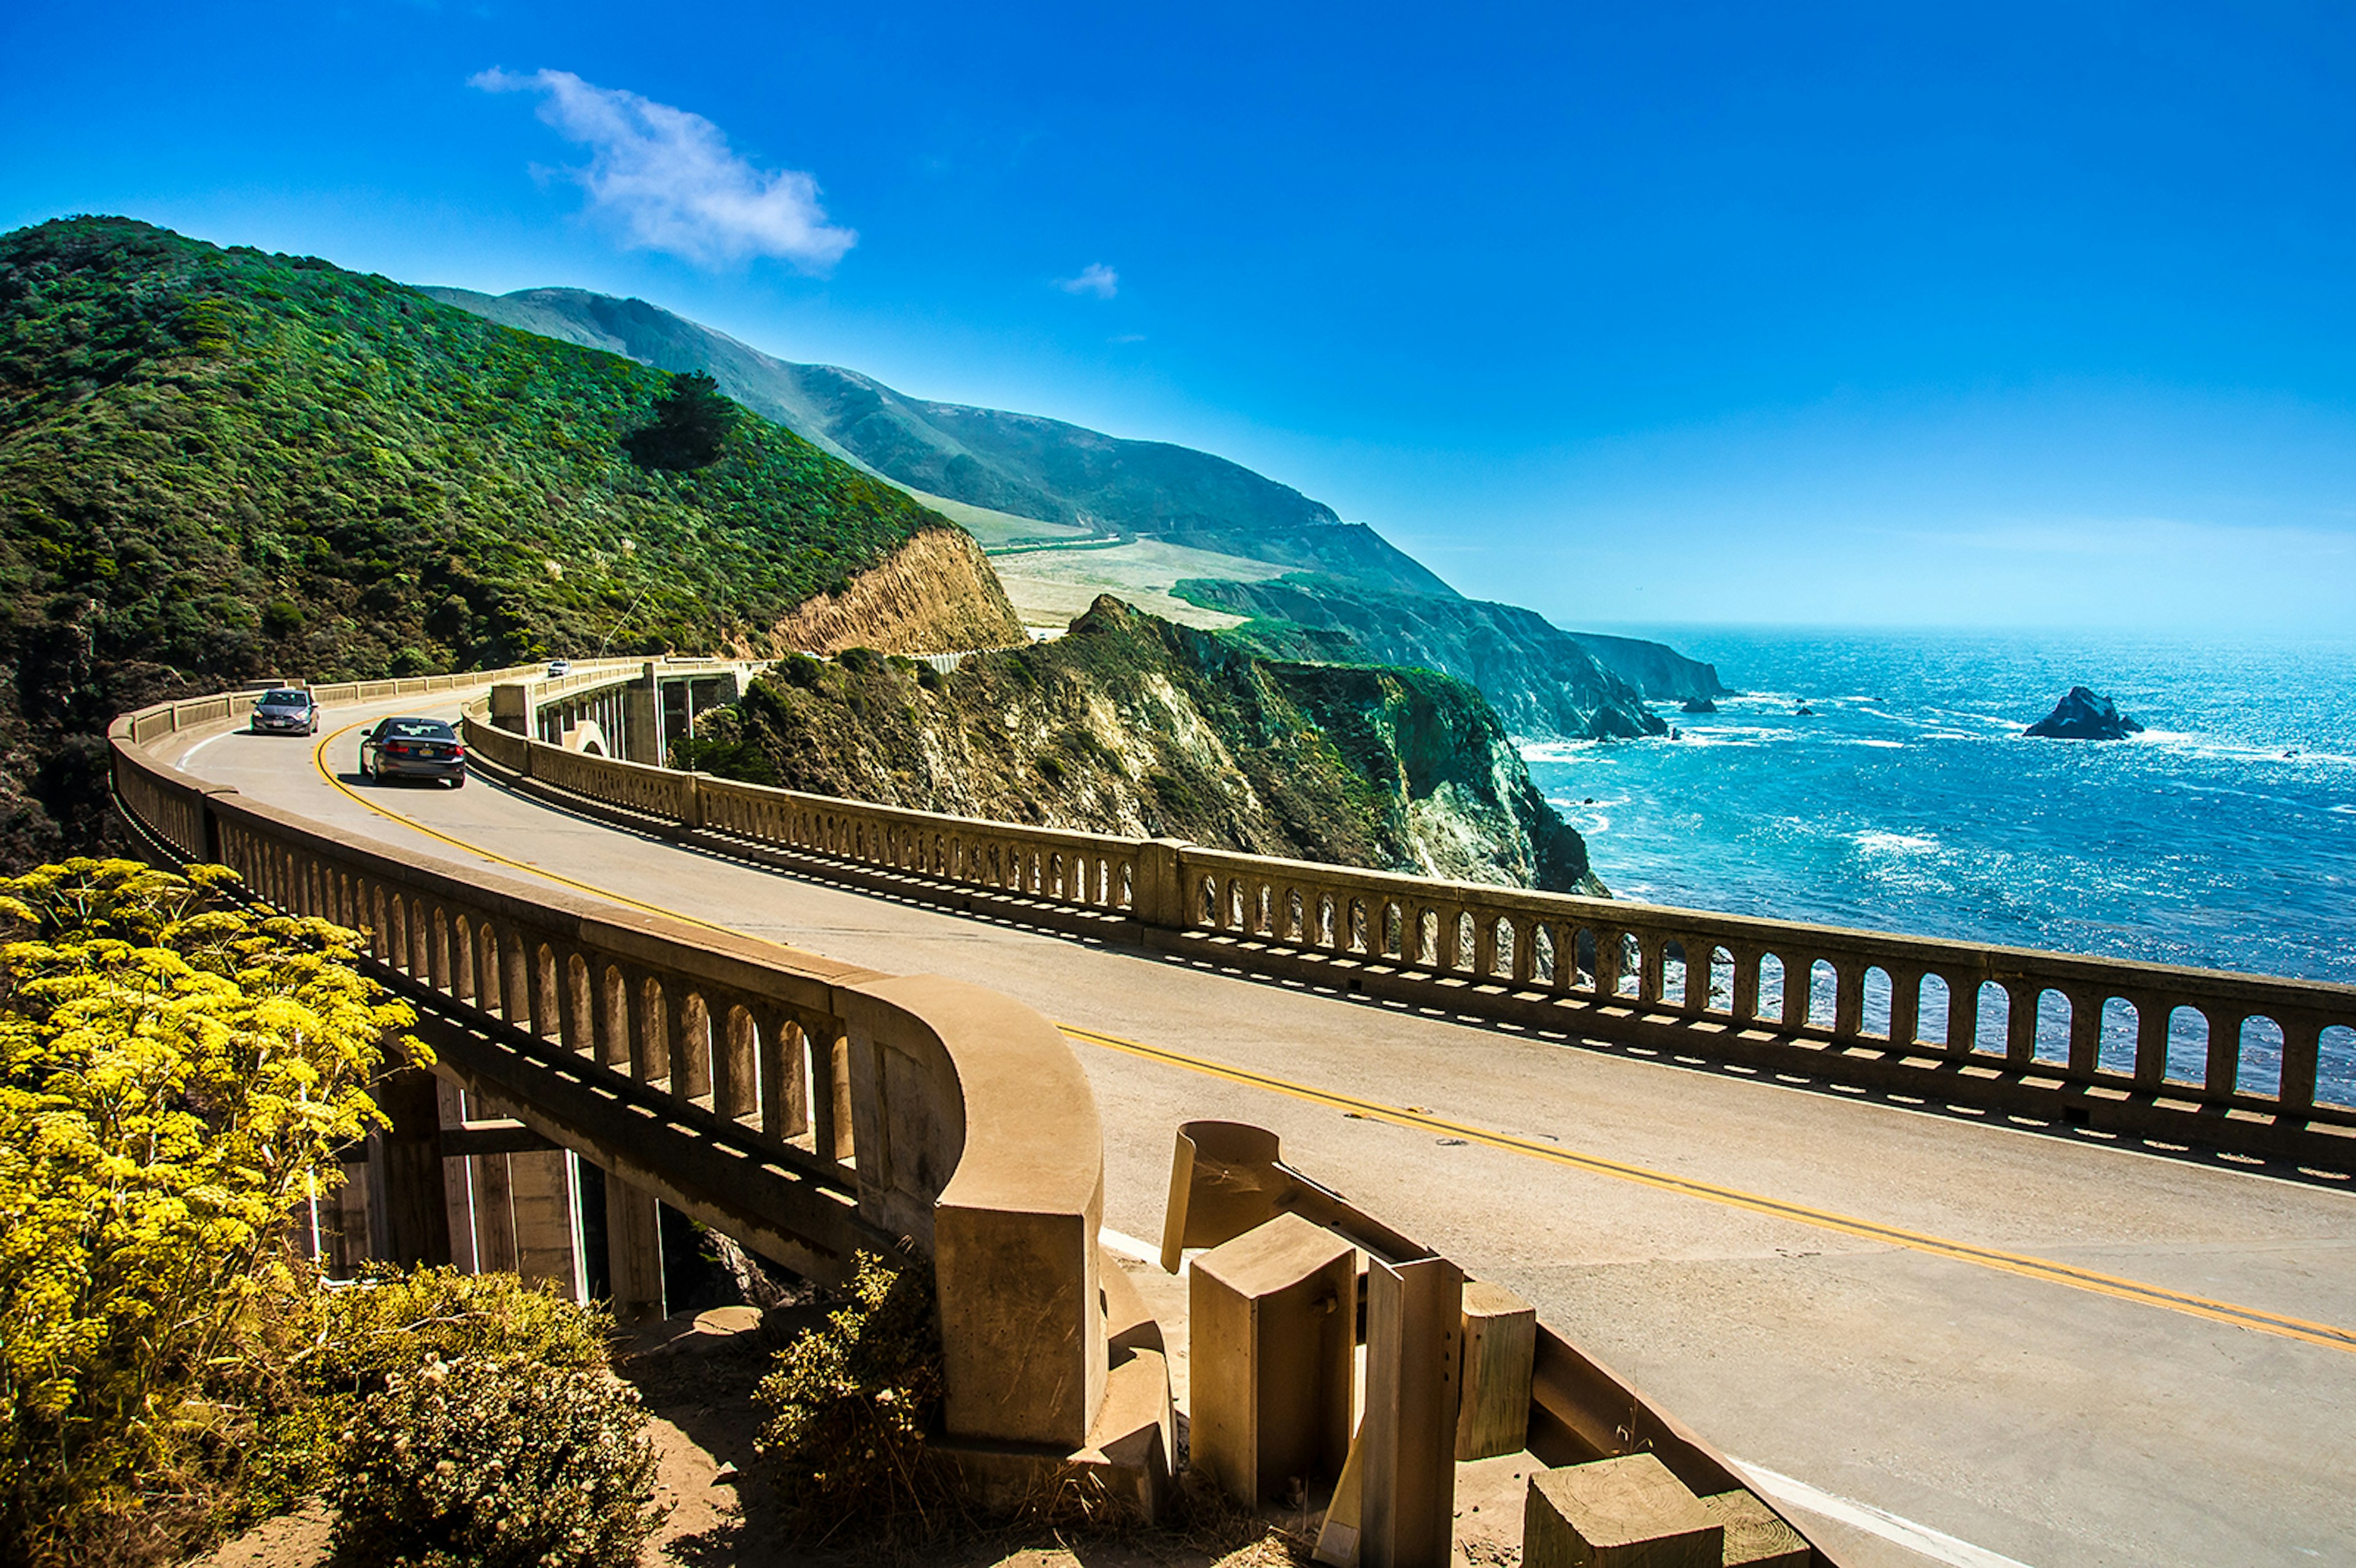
xmin=164 ymin=695 xmax=2356 ymax=1568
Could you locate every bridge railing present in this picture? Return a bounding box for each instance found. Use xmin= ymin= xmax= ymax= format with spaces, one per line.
xmin=107 ymin=686 xmax=1115 ymax=1453
xmin=458 ymin=688 xmax=2356 ymax=1164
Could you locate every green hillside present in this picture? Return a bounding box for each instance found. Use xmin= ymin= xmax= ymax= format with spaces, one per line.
xmin=0 ymin=217 xmax=952 ymax=863
xmin=427 ymin=285 xmax=1455 ymax=594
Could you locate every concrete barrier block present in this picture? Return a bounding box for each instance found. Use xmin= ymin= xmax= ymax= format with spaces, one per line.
xmin=1698 ymin=1489 xmax=1811 ymax=1567
xmin=1189 ymin=1212 xmax=1357 ymax=1506
xmin=1524 ymin=1454 xmax=1722 ymax=1568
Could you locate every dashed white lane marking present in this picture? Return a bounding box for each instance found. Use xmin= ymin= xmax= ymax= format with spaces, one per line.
xmin=1730 ymin=1460 xmax=2038 ymax=1568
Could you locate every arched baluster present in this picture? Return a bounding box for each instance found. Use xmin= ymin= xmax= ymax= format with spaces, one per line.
xmin=2202 ymin=1004 xmax=2242 ymax=1099
xmin=633 ymin=973 xmax=672 ymax=1088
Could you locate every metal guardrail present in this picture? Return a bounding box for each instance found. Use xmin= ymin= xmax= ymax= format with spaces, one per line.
xmin=463 ymin=677 xmax=2356 ymax=1169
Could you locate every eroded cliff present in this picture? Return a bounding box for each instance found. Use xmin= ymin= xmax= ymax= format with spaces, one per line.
xmin=767 ymin=528 xmax=1025 ymax=655
xmin=685 ymin=596 xmax=1600 ymax=893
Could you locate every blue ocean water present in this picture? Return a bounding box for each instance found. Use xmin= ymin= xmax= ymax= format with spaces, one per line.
xmin=1522 ymin=627 xmax=2356 ymax=1107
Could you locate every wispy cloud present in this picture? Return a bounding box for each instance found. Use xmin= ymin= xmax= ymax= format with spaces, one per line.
xmin=472 ymin=67 xmax=855 ymax=271
xmin=1057 ymin=262 xmax=1118 ymax=299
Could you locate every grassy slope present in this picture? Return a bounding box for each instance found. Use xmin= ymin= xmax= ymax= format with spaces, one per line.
xmin=426 ymin=285 xmax=1457 ymax=595
xmin=0 ymin=217 xmax=951 ymax=863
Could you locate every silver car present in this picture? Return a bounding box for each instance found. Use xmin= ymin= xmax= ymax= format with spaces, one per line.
xmin=250 ymin=688 xmax=319 ymax=736
xmin=359 ymin=717 xmax=468 ymax=788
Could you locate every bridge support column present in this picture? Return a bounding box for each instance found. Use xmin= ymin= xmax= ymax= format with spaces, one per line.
xmin=604 ymin=1174 xmax=667 ymax=1325
xmin=624 ymin=682 xmax=662 ymax=766
xmin=372 ymin=1066 xmax=452 ymax=1268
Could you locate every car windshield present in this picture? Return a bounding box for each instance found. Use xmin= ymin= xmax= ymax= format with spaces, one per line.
xmin=261 ymin=690 xmax=309 ymax=705
xmin=381 ymin=720 xmax=455 ymax=740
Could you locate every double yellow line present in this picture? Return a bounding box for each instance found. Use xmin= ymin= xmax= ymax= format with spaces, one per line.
xmin=309 ymin=716 xmax=2356 ymax=1356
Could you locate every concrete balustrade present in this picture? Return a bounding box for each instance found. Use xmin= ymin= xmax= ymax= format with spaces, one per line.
xmin=453 ymin=682 xmax=2356 ymax=1170
xmin=106 ymin=685 xmax=1155 ymax=1501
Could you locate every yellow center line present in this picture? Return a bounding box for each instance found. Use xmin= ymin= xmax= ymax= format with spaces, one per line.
xmin=1059 ymin=1021 xmax=2356 ymax=1355
xmin=307 ymin=717 xmax=2356 ymax=1356
xmin=309 ymin=719 xmax=745 ymax=939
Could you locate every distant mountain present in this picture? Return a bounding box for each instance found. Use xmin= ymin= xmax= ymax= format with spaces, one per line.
xmin=425 ymin=286 xmax=1452 ymax=595
xmin=426 ymin=282 xmax=1734 ymax=737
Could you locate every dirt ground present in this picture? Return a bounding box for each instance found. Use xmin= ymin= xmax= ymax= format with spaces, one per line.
xmin=193 ymin=1258 xmax=1532 ymax=1568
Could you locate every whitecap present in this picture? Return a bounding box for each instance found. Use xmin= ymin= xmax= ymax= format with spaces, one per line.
xmin=1855 ymin=831 xmax=1940 ymax=855
xmin=1839 ymin=738 xmax=1907 ymax=750
xmin=2335 ymin=804 xmax=2356 ymax=816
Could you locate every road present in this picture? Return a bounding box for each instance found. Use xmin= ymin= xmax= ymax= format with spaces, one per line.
xmin=166 ymin=691 xmax=2356 ymax=1568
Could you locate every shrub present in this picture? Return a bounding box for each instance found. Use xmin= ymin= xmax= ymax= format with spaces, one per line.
xmin=329 ymin=1351 xmax=663 ymax=1568
xmin=0 ymin=858 xmax=415 ymax=1564
xmin=753 ymin=1253 xmax=945 ymax=1535
xmin=236 ymin=1266 xmax=618 ymax=1512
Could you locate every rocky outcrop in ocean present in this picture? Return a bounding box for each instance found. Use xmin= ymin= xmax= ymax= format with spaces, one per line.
xmin=2026 ymin=687 xmax=2146 ymax=740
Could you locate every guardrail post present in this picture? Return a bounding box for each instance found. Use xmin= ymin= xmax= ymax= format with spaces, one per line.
xmin=1134 ymin=839 xmax=1191 ymax=931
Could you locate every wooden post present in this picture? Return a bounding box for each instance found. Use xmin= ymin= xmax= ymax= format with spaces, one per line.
xmin=1358 ymin=1255 xmax=1463 ymax=1568
xmin=1456 ymin=1280 xmax=1538 ymax=1461
xmin=1189 ymin=1214 xmax=1357 ymax=1507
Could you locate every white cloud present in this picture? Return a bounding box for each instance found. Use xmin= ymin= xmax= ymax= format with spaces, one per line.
xmin=1057 ymin=262 xmax=1118 ymax=299
xmin=472 ymin=67 xmax=855 ymax=271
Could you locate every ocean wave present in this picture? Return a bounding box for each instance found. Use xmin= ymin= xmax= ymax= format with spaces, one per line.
xmin=1855 ymin=831 xmax=1941 ymax=855
xmin=1840 ymin=738 xmax=1907 ymax=750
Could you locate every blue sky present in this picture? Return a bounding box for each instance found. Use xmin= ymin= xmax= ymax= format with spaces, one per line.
xmin=6 ymin=2 xmax=2354 ymax=634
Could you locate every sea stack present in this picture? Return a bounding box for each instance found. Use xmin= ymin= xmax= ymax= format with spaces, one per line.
xmin=2027 ymin=686 xmax=2145 ymax=740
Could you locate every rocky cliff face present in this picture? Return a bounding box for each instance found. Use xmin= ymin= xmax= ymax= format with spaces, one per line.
xmin=1171 ymin=574 xmax=1668 ymax=740
xmin=1560 ymin=631 xmax=1731 ymax=704
xmin=687 ymin=596 xmax=1600 ymax=893
xmin=767 ymin=528 xmax=1025 ymax=655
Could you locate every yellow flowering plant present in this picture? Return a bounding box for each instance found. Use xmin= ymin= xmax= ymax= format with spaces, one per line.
xmin=0 ymin=858 xmax=418 ymax=1564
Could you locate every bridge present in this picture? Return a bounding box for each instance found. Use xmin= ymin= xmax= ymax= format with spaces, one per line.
xmin=110 ymin=663 xmax=2356 ymax=1567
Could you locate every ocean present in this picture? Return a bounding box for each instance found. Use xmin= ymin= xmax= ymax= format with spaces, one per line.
xmin=1521 ymin=626 xmax=2356 ymax=1107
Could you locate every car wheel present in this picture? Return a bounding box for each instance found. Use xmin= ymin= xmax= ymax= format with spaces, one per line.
xmin=450 ymin=775 xmax=466 ymax=790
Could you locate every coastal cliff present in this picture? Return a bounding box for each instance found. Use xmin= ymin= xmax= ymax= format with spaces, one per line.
xmin=768 ymin=528 xmax=1025 ymax=655
xmin=685 ymin=596 xmax=1601 ymax=893
xmin=1171 ymin=574 xmax=1674 ymax=739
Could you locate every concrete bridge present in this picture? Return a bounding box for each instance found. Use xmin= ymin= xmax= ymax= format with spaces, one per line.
xmin=110 ymin=665 xmax=2356 ymax=1567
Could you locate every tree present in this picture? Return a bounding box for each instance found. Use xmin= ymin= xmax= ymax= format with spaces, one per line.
xmin=622 ymin=371 xmax=735 ymax=472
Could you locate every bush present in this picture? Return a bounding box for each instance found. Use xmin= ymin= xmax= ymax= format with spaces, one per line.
xmin=237 ymin=1265 xmax=618 ymax=1513
xmin=754 ymin=1253 xmax=945 ymax=1535
xmin=329 ymin=1351 xmax=662 ymax=1568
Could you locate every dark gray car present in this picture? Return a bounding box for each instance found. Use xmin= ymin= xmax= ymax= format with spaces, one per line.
xmin=250 ymin=687 xmax=318 ymax=736
xmin=359 ymin=717 xmax=467 ymax=787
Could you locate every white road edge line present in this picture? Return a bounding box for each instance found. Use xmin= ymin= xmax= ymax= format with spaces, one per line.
xmin=175 ymin=728 xmax=245 ymax=769
xmin=1730 ymin=1459 xmax=2037 ymax=1568
xmin=1103 ymin=1224 xmax=2033 ymax=1568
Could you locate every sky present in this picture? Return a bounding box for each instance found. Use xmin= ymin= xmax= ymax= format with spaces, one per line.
xmin=5 ymin=1 xmax=2354 ymax=634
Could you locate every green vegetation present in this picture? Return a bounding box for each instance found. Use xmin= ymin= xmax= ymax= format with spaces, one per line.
xmin=0 ymin=858 xmax=653 ymax=1566
xmin=430 ymin=285 xmax=1456 ymax=593
xmin=0 ymin=858 xmax=409 ymax=1562
xmin=701 ymin=596 xmax=1597 ymax=891
xmin=621 ymin=369 xmax=733 ymax=472
xmin=754 ymin=1253 xmax=946 ymax=1537
xmin=330 ymin=1350 xmax=661 ymax=1568
xmin=0 ymin=217 xmax=955 ymax=864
